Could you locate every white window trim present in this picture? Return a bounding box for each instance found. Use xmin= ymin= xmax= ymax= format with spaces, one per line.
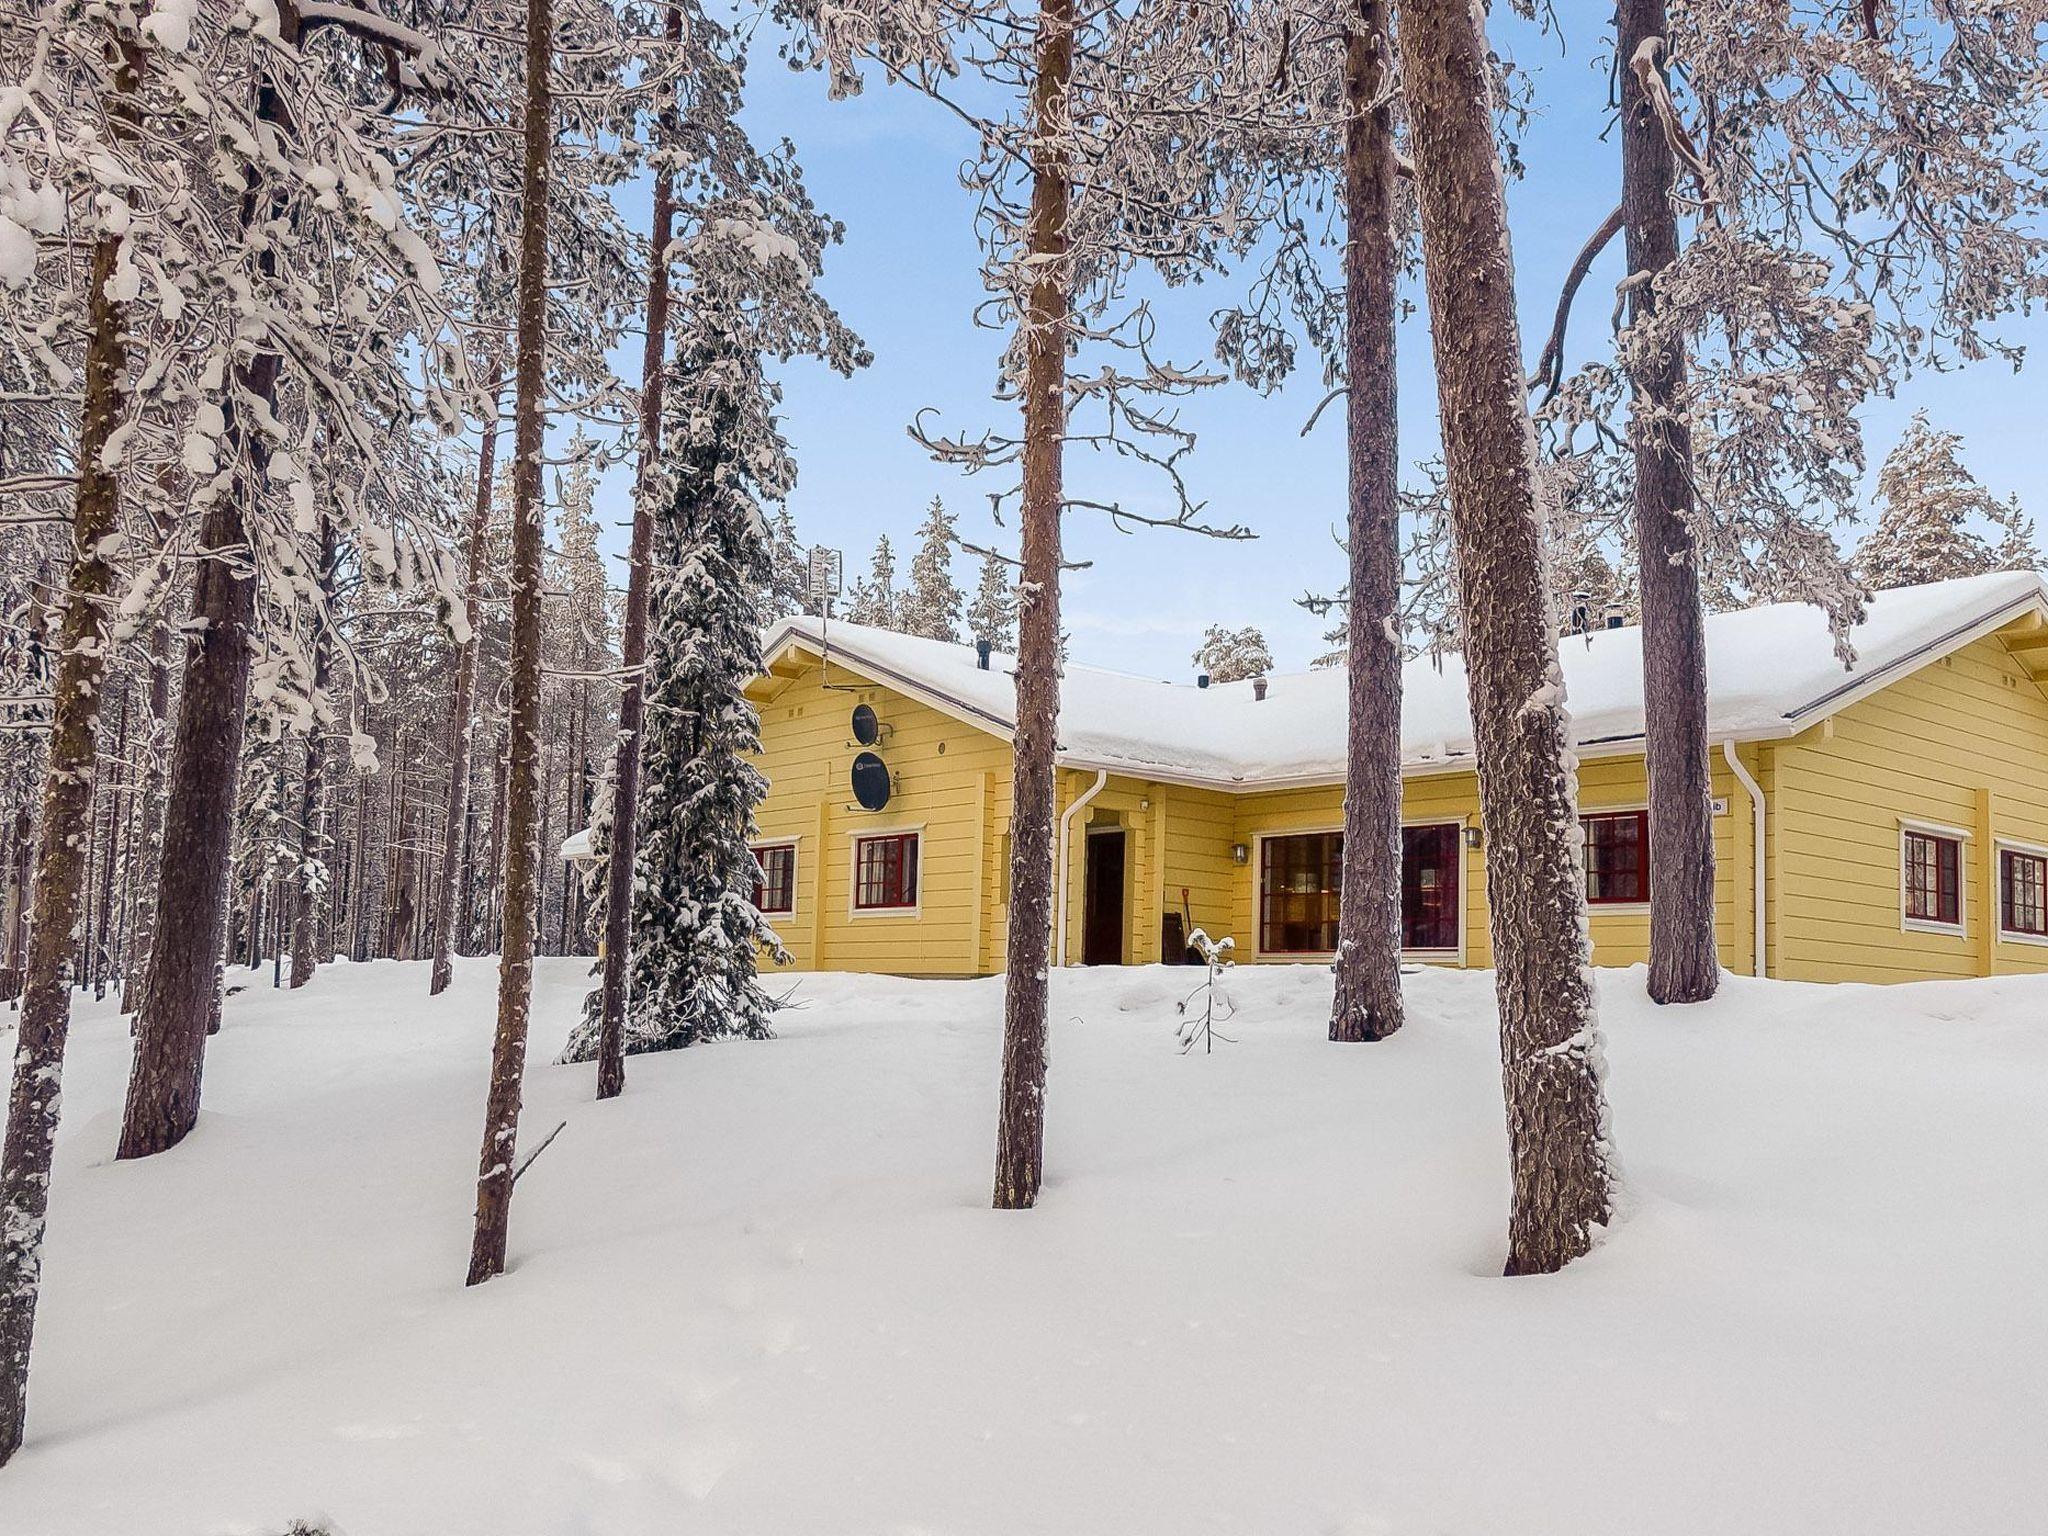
xmin=1898 ymin=821 xmax=1968 ymax=938
xmin=749 ymin=836 xmax=800 ymax=918
xmin=1994 ymin=838 xmax=2048 ymax=947
xmin=1249 ymin=820 xmax=1469 ymax=967
xmin=848 ymin=824 xmax=924 ymax=919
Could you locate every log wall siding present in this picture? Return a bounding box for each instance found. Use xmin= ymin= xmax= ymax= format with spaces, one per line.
xmin=1769 ymin=633 xmax=2048 ymax=984
xmin=743 ymin=629 xmax=2048 ymax=984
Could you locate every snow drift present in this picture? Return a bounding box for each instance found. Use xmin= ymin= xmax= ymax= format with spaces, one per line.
xmin=2 ymin=957 xmax=2043 ymax=1534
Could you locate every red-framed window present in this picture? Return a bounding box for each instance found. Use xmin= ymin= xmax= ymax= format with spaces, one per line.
xmin=1903 ymin=829 xmax=1961 ymax=927
xmin=854 ymin=832 xmax=919 ymax=911
xmin=1402 ymin=823 xmax=1461 ymax=951
xmin=1259 ymin=832 xmax=1342 ymax=954
xmin=2000 ymin=847 xmax=2046 ymax=936
xmin=751 ymin=843 xmax=796 ymax=915
xmin=1581 ymin=810 xmax=1649 ymax=905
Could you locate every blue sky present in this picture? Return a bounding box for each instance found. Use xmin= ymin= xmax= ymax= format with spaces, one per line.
xmin=592 ymin=13 xmax=2048 ymax=681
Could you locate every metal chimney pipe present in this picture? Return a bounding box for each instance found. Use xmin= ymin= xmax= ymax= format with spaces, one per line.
xmin=1252 ymin=677 xmax=1269 ymax=701
xmin=975 ymin=638 xmax=992 ymax=670
xmin=1196 ymin=672 xmax=1210 ymax=689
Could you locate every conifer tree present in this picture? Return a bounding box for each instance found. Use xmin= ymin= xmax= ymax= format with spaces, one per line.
xmin=568 ymin=340 xmax=787 ymax=1058
xmin=966 ymin=548 xmax=1019 ymax=651
xmin=846 ymin=534 xmax=898 ymax=627
xmin=1857 ymin=413 xmax=2038 ymax=590
xmin=1191 ymin=623 xmax=1273 ymax=684
xmin=900 ymin=497 xmax=965 ymax=640
xmin=767 ymin=506 xmax=812 ymax=617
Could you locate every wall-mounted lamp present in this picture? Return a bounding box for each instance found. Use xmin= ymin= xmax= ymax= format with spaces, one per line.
xmin=1464 ymin=826 xmax=1484 ymax=849
xmin=1139 ymin=797 xmax=1151 ymax=812
xmin=1231 ymin=843 xmax=1249 ymax=865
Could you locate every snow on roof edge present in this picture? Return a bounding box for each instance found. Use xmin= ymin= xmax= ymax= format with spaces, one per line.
xmin=759 ymin=572 xmax=2048 ymax=791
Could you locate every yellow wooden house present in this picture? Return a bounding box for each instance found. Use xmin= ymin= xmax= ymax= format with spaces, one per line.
xmin=736 ymin=570 xmax=2048 ymax=985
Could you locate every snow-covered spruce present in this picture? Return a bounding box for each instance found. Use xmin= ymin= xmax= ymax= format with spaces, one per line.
xmin=899 ymin=497 xmax=966 ymax=642
xmin=1191 ymin=623 xmax=1273 ymax=685
xmin=565 ymin=342 xmax=789 ymax=1060
xmin=1857 ymin=412 xmax=2038 ymax=592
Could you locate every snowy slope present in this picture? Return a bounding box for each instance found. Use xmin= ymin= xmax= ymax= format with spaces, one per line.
xmin=769 ymin=570 xmax=2048 ymax=782
xmin=4 ymin=957 xmax=2045 ymax=1534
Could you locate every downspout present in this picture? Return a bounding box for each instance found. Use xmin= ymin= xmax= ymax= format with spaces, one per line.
xmin=1054 ymin=768 xmax=1109 ymax=967
xmin=1723 ymin=739 xmax=1766 ymax=978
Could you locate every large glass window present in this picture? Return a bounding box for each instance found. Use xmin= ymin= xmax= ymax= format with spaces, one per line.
xmin=1582 ymin=810 xmax=1649 ymax=906
xmin=1402 ymin=824 xmax=1461 ymax=951
xmin=1259 ymin=832 xmax=1342 ymax=954
xmin=2000 ymin=847 xmax=2045 ymax=937
xmin=752 ymin=843 xmax=796 ymax=915
xmin=1257 ymin=826 xmax=1461 ymax=954
xmin=854 ymin=833 xmax=919 ymax=911
xmin=1903 ymin=829 xmax=1961 ymax=928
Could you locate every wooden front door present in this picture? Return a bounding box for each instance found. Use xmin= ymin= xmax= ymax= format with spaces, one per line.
xmin=1083 ymin=830 xmax=1127 ymax=965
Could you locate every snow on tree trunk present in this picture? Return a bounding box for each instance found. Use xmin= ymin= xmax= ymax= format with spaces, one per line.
xmin=290 ymin=517 xmax=337 ymax=990
xmin=1394 ymin=0 xmax=1613 ymax=1275
xmin=1328 ymin=0 xmax=1405 ymax=1046
xmin=1620 ymin=0 xmax=1717 ymax=1007
xmin=0 ymin=34 xmax=142 ymax=1468
xmin=467 ymin=0 xmax=553 ymax=1287
xmin=992 ymin=0 xmax=1073 ymax=1214
xmin=431 ymin=382 xmax=503 ymax=999
xmin=124 ymin=617 xmax=172 ymax=1007
xmin=596 ymin=134 xmax=678 ymax=1101
xmin=119 ymin=357 xmax=280 ymax=1142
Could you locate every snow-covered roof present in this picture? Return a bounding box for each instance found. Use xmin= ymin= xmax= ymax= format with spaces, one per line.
xmin=759 ymin=571 xmax=2048 ymax=790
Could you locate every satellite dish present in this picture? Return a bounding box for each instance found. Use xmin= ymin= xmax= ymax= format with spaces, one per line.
xmin=851 ymin=703 xmax=880 ymax=745
xmin=850 ymin=751 xmax=891 ymax=811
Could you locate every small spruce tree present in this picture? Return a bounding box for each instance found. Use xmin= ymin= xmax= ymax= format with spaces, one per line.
xmin=900 ymin=497 xmax=965 ymax=640
xmin=766 ymin=505 xmax=811 ymax=617
xmin=966 ymin=548 xmax=1018 ymax=652
xmin=845 ymin=534 xmax=898 ymax=627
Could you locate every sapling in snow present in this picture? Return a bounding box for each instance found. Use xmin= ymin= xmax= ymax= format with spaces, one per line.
xmin=1175 ymin=930 xmax=1237 ymax=1056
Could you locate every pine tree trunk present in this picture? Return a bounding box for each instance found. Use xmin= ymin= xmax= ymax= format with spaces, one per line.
xmin=596 ymin=132 xmax=677 ymax=1096
xmin=0 ymin=36 xmax=142 ymax=1463
xmin=91 ymin=687 xmax=129 ymax=1000
xmin=487 ymin=725 xmax=509 ymax=951
xmin=598 ymin=126 xmax=684 ymax=1073
xmin=1619 ymin=0 xmax=1717 ymax=1005
xmin=125 ymin=621 xmax=172 ymax=1006
xmin=992 ymin=0 xmax=1074 ymax=1212
xmin=290 ymin=518 xmax=338 ymax=988
xmin=1394 ymin=0 xmax=1614 ymax=1275
xmin=349 ymin=769 xmax=372 ymax=962
xmin=468 ymin=0 xmax=553 ymax=1285
xmin=431 ymin=382 xmax=503 ymax=996
xmin=119 ymin=5 xmax=302 ymax=1160
xmin=1329 ymin=0 xmax=1406 ymax=1045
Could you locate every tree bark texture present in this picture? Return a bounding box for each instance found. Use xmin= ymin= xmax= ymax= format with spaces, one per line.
xmin=1394 ymin=0 xmax=1614 ymax=1275
xmin=595 ymin=141 xmax=676 ymax=1097
xmin=1329 ymin=0 xmax=1406 ymax=1045
xmin=992 ymin=0 xmax=1074 ymax=1212
xmin=593 ymin=114 xmax=679 ymax=1097
xmin=291 ymin=516 xmax=337 ymax=989
xmin=431 ymin=381 xmax=502 ymax=997
xmin=0 ymin=36 xmax=142 ymax=1466
xmin=120 ymin=3 xmax=302 ymax=1160
xmin=1618 ymin=0 xmax=1717 ymax=1004
xmin=467 ymin=0 xmax=552 ymax=1286
xmin=124 ymin=619 xmax=172 ymax=1007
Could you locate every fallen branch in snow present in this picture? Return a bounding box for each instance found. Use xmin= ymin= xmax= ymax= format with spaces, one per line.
xmin=512 ymin=1120 xmax=567 ymax=1185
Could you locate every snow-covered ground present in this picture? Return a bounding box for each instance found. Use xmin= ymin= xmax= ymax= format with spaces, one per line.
xmin=4 ymin=957 xmax=2044 ymax=1535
